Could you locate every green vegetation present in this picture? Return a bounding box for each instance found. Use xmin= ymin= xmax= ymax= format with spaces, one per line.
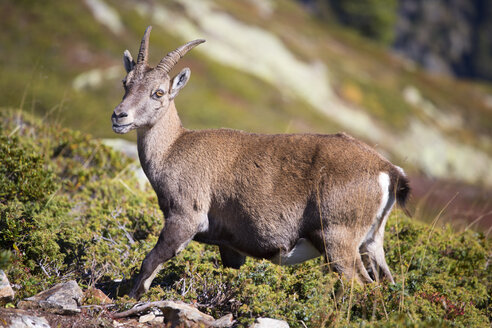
xmin=0 ymin=109 xmax=159 ymax=298
xmin=0 ymin=0 xmax=491 ymax=326
xmin=0 ymin=250 xmax=10 ymax=271
xmin=0 ymin=109 xmax=490 ymax=327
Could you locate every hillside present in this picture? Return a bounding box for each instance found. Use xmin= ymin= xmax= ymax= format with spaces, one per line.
xmin=1 ymin=0 xmax=491 ymax=230
xmin=0 ymin=109 xmax=490 ymax=327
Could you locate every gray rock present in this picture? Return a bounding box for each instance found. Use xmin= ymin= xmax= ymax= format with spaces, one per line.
xmin=18 ymin=280 xmax=83 ymax=315
xmin=114 ymin=300 xmax=234 ymax=327
xmin=150 ymin=316 xmax=164 ymax=324
xmin=212 ymin=313 xmax=235 ymax=327
xmin=250 ymin=317 xmax=290 ymax=328
xmin=138 ymin=313 xmax=155 ymax=323
xmin=0 ymin=309 xmax=51 ymax=328
xmin=159 ymin=300 xmax=215 ymax=327
xmin=0 ymin=270 xmax=15 ymax=302
xmin=160 ymin=301 xmax=234 ymax=327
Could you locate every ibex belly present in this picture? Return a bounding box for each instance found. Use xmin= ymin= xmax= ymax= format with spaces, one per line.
xmin=269 ymin=238 xmax=321 ymax=265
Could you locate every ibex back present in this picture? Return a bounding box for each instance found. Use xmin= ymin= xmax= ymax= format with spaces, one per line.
xmin=112 ymin=26 xmax=410 ymax=299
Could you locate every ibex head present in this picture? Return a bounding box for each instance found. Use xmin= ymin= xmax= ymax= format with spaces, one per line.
xmin=112 ymin=26 xmax=205 ymax=134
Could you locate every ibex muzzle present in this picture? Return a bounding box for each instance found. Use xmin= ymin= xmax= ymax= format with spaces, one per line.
xmin=112 ymin=26 xmax=410 ymax=299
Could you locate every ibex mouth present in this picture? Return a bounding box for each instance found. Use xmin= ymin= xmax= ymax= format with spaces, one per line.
xmin=112 ymin=123 xmax=133 ymax=134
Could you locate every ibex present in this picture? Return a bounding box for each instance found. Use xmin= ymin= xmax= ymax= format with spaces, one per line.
xmin=112 ymin=26 xmax=410 ymax=299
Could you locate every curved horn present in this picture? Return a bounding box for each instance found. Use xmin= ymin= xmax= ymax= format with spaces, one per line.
xmin=137 ymin=26 xmax=152 ymax=64
xmin=156 ymin=39 xmax=205 ymax=73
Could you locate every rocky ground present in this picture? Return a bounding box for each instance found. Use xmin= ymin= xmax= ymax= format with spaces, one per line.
xmin=0 ymin=276 xmax=288 ymax=328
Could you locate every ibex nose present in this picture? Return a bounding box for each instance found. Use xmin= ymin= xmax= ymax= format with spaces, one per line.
xmin=112 ymin=111 xmax=128 ymax=120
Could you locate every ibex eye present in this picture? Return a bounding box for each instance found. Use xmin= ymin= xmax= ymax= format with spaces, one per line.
xmin=154 ymin=89 xmax=165 ymax=98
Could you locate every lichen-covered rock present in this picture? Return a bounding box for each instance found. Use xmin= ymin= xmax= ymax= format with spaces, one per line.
xmin=0 ymin=270 xmax=15 ymax=302
xmin=18 ymin=280 xmax=83 ymax=315
xmin=250 ymin=317 xmax=290 ymax=328
xmin=0 ymin=309 xmax=51 ymax=328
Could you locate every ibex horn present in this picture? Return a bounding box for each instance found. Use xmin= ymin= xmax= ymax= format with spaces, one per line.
xmin=137 ymin=26 xmax=152 ymax=64
xmin=156 ymin=39 xmax=206 ymax=73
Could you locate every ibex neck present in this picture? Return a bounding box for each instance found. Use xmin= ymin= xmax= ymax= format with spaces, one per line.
xmin=136 ymin=101 xmax=184 ymax=177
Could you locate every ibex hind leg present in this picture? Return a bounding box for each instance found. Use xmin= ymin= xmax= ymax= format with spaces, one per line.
xmin=360 ymin=183 xmax=396 ymax=284
xmin=360 ymin=239 xmax=394 ymax=283
xmin=309 ymin=227 xmax=373 ymax=284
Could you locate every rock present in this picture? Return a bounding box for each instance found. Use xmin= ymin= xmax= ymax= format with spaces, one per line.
xmin=150 ymin=316 xmax=164 ymax=324
xmin=250 ymin=317 xmax=290 ymax=328
xmin=8 ymin=314 xmax=51 ymax=328
xmin=159 ymin=300 xmax=215 ymax=327
xmin=160 ymin=303 xmax=234 ymax=327
xmin=83 ymin=288 xmax=112 ymax=305
xmin=150 ymin=307 xmax=163 ymax=316
xmin=138 ymin=313 xmax=155 ymax=323
xmin=212 ymin=313 xmax=235 ymax=327
xmin=18 ymin=280 xmax=83 ymax=315
xmin=0 ymin=270 xmax=15 ymax=302
xmin=0 ymin=309 xmax=51 ymax=328
xmin=114 ymin=300 xmax=234 ymax=327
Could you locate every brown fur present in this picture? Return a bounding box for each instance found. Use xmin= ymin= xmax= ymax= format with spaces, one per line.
xmin=111 ymin=27 xmax=410 ymax=299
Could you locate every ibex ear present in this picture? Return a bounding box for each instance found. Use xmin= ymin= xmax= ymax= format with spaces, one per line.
xmin=169 ymin=68 xmax=191 ymax=100
xmin=123 ymin=50 xmax=136 ymax=73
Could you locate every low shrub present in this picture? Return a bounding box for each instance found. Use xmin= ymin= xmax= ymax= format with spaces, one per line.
xmin=0 ymin=109 xmax=490 ymax=327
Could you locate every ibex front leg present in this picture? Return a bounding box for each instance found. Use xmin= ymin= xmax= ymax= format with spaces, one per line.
xmin=129 ymin=212 xmax=204 ymax=299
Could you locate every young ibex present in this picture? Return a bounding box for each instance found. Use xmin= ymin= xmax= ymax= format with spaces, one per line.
xmin=112 ymin=26 xmax=410 ymax=299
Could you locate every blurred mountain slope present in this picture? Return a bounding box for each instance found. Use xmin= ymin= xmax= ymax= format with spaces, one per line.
xmin=300 ymin=0 xmax=492 ymax=81
xmin=1 ymin=0 xmax=491 ymax=191
xmin=394 ymin=0 xmax=492 ymax=81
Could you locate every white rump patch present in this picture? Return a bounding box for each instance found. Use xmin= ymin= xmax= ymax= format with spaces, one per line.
xmin=376 ymin=172 xmax=390 ymax=219
xmin=270 ymin=238 xmax=321 ymax=266
xmin=361 ymin=171 xmax=396 ymax=247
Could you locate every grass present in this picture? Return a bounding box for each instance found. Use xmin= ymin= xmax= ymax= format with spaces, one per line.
xmin=0 ymin=109 xmax=490 ymax=327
